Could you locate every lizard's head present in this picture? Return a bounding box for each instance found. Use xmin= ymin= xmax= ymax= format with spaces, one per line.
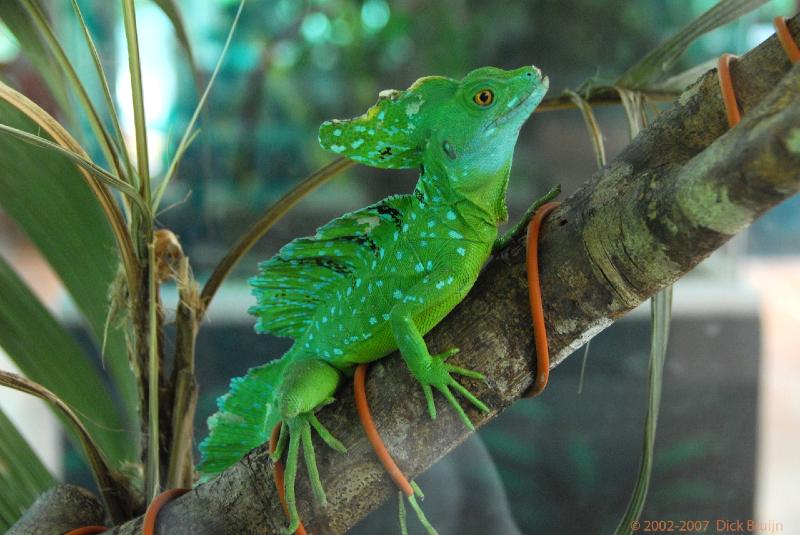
xmin=319 ymin=65 xmax=548 ymax=170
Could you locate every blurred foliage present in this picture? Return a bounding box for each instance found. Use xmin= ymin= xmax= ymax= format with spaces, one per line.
xmin=2 ymin=0 xmax=793 ymax=270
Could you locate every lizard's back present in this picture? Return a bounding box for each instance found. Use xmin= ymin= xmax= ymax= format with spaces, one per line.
xmin=250 ymin=192 xmax=493 ymax=368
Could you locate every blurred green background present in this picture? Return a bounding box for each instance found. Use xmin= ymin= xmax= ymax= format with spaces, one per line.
xmin=3 ymin=0 xmax=795 ymax=270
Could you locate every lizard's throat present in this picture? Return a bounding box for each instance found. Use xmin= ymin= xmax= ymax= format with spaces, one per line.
xmin=417 ymin=158 xmax=511 ymax=225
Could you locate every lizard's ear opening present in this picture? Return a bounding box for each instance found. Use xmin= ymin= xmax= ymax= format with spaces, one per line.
xmin=318 ymin=88 xmax=426 ymax=169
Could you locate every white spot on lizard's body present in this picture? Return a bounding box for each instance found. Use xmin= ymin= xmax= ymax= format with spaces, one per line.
xmin=330 ymin=144 xmax=346 ymax=153
xmin=357 ymin=215 xmax=380 ymax=230
xmin=405 ymin=97 xmax=423 ymax=117
xmin=351 ymin=139 xmax=365 ymax=149
xmin=448 ymin=230 xmax=463 ymax=239
xmin=446 ymin=211 xmax=456 ymax=220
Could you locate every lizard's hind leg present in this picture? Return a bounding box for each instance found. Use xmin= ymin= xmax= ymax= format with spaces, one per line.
xmin=272 ymin=359 xmax=347 ymax=534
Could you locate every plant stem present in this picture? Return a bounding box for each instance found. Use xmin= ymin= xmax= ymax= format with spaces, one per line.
xmin=146 ymin=241 xmax=160 ymax=500
xmin=122 ymin=0 xmax=161 ymax=502
xmin=121 ymin=0 xmax=151 ymax=202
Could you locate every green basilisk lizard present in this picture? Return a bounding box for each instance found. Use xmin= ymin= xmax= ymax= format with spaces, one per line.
xmin=198 ymin=65 xmax=552 ymax=533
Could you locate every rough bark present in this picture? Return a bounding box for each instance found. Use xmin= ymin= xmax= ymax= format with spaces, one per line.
xmin=16 ymin=16 xmax=800 ymax=535
xmin=8 ymin=484 xmax=105 ymax=535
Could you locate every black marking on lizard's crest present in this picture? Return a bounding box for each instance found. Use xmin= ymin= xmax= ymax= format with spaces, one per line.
xmin=278 ymin=256 xmax=353 ymax=275
xmin=374 ymin=202 xmax=403 ymax=228
xmin=343 ymin=235 xmax=380 ymax=257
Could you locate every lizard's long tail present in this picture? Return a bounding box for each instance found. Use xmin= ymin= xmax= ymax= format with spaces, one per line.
xmin=197 ymin=354 xmax=291 ymax=480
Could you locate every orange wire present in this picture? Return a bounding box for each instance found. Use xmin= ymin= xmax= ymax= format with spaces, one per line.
xmin=717 ymin=53 xmax=741 ymax=128
xmin=522 ymin=202 xmax=560 ymax=398
xmin=354 ymin=364 xmax=414 ymax=497
xmin=774 ymin=16 xmax=800 ymax=64
xmin=269 ymin=422 xmax=308 ymax=535
xmin=141 ymin=488 xmax=189 ymax=535
xmin=63 ymin=526 xmax=107 ymax=534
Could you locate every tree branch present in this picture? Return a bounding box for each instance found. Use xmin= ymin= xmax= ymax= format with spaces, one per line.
xmin=9 ymin=485 xmax=105 ymax=535
xmin=20 ymin=15 xmax=800 ymax=535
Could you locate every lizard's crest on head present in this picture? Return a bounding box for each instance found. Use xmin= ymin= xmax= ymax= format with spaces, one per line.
xmin=318 ymin=76 xmax=455 ymax=169
xmin=319 ymin=66 xmax=548 ymax=170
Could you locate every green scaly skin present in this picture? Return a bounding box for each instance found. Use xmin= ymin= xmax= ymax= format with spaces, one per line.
xmin=198 ymin=65 xmax=550 ymax=534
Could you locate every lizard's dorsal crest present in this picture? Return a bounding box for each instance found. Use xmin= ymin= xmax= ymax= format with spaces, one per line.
xmin=319 ymin=76 xmax=455 ymax=169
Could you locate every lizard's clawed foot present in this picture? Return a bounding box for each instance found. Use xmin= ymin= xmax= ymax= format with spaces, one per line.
xmin=399 ymin=482 xmax=439 ymax=535
xmin=413 ymin=347 xmax=489 ymax=430
xmin=271 ymin=412 xmax=346 ymax=534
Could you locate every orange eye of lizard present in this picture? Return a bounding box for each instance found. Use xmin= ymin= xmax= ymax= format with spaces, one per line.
xmin=473 ymin=89 xmax=494 ymax=106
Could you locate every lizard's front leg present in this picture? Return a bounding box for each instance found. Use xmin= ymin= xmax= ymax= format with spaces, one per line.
xmin=492 ymin=184 xmax=561 ymax=253
xmin=390 ymin=302 xmax=489 ymax=430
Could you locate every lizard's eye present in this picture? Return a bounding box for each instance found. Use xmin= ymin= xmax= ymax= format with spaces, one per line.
xmin=473 ymin=89 xmax=494 ymax=107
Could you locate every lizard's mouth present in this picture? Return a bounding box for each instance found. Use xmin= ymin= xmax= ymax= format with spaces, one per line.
xmin=484 ymin=75 xmax=549 ymax=132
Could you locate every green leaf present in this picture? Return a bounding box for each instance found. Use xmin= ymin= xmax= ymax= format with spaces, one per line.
xmin=0 ymin=95 xmax=137 ymax=462
xmin=0 ymin=255 xmax=130 ymax=465
xmin=617 ymin=0 xmax=768 ymax=89
xmin=613 ymin=287 xmax=672 ymax=535
xmin=0 ymin=407 xmax=55 ymax=532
